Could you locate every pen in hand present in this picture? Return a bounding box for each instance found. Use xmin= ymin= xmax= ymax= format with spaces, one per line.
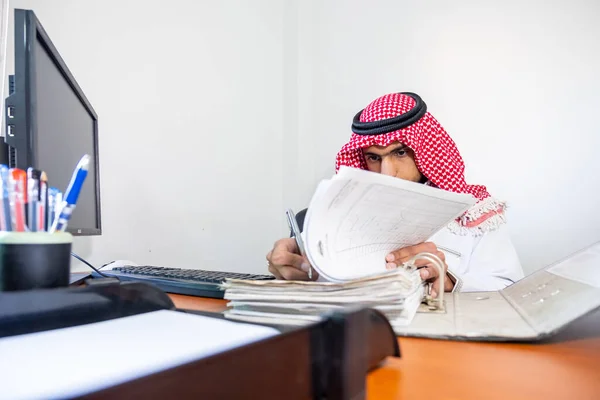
xmin=285 ymin=208 xmax=312 ymax=280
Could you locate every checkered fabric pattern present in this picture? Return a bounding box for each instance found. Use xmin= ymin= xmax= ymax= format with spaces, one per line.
xmin=335 ymin=93 xmax=491 ymax=202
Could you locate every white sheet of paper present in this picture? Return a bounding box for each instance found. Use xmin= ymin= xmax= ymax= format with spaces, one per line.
xmin=305 ymin=167 xmax=476 ymax=281
xmin=0 ymin=310 xmax=279 ymax=400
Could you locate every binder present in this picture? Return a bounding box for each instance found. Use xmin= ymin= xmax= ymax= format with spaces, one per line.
xmin=0 ymin=281 xmax=400 ymax=399
xmin=222 ymin=242 xmax=600 ymax=343
xmin=396 ymin=241 xmax=600 ymax=341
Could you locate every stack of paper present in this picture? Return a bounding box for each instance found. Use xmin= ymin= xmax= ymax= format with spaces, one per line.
xmin=304 ymin=166 xmax=477 ymax=282
xmin=222 ymin=268 xmax=425 ymax=329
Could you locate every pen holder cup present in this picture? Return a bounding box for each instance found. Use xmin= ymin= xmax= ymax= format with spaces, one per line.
xmin=0 ymin=232 xmax=73 ymax=292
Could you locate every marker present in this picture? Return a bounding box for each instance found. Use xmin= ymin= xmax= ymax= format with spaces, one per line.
xmin=39 ymin=171 xmax=48 ymax=231
xmin=27 ymin=168 xmax=41 ymax=232
xmin=50 ymin=155 xmax=90 ymax=233
xmin=47 ymin=187 xmax=60 ymax=232
xmin=0 ymin=165 xmax=11 ymax=231
xmin=9 ymin=169 xmax=27 ymax=232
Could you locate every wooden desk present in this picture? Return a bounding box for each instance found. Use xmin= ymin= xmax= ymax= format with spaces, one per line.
xmin=170 ymin=294 xmax=600 ymax=400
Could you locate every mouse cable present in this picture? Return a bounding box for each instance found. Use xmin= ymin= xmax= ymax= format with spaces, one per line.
xmin=70 ymin=252 xmax=110 ymax=278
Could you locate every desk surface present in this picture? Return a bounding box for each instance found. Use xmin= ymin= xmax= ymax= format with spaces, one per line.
xmin=169 ymin=294 xmax=600 ymax=400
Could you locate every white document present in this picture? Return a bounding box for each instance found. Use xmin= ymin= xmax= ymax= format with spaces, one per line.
xmin=304 ymin=166 xmax=476 ymax=282
xmin=0 ymin=310 xmax=279 ymax=400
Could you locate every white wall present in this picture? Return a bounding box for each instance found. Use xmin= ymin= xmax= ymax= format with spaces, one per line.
xmin=294 ymin=0 xmax=600 ymax=274
xmin=7 ymin=0 xmax=289 ymax=273
xmin=5 ymin=0 xmax=600 ymax=275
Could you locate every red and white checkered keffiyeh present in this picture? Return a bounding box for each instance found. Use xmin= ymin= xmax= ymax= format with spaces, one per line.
xmin=335 ymin=92 xmax=505 ymax=235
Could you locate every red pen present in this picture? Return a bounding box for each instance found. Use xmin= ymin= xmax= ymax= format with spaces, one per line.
xmin=9 ymin=169 xmax=27 ymax=232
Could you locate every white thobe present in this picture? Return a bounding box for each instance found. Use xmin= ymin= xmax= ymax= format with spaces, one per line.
xmin=429 ymin=224 xmax=524 ymax=292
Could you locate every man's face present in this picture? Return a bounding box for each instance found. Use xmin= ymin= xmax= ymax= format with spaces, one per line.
xmin=362 ymin=142 xmax=422 ymax=182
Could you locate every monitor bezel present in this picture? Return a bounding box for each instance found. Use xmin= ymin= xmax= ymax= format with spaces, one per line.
xmin=5 ymin=9 xmax=102 ymax=235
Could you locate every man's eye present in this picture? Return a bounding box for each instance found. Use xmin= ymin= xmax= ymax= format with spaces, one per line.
xmin=366 ymin=155 xmax=380 ymax=162
xmin=394 ymin=149 xmax=407 ymax=157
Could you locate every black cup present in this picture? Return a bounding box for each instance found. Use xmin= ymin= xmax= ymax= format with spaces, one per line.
xmin=0 ymin=232 xmax=72 ymax=291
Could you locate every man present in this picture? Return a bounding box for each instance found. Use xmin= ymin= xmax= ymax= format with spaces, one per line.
xmin=267 ymin=92 xmax=524 ymax=296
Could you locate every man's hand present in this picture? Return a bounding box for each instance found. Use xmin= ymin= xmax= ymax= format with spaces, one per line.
xmin=266 ymin=238 xmax=318 ymax=281
xmin=385 ymin=242 xmax=454 ymax=298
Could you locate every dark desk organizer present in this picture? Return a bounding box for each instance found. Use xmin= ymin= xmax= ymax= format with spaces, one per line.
xmin=0 ymin=280 xmax=400 ymax=399
xmin=0 ymin=232 xmax=72 ymax=291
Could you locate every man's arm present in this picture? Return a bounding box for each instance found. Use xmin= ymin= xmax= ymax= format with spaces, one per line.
xmin=455 ymin=224 xmax=525 ymax=292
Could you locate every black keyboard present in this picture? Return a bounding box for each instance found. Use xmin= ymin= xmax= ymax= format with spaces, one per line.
xmin=91 ymin=266 xmax=275 ymax=299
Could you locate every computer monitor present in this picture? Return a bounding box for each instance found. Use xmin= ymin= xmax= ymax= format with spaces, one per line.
xmin=3 ymin=8 xmax=101 ymax=235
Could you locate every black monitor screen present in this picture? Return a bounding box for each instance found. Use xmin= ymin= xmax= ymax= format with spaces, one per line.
xmin=4 ymin=9 xmax=101 ymax=235
xmin=33 ymin=34 xmax=99 ymax=234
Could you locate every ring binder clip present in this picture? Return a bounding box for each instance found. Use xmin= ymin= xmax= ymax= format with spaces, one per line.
xmin=404 ymin=252 xmax=446 ymax=313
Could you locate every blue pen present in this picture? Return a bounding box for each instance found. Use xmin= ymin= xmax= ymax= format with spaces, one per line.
xmin=49 ymin=154 xmax=90 ymax=233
